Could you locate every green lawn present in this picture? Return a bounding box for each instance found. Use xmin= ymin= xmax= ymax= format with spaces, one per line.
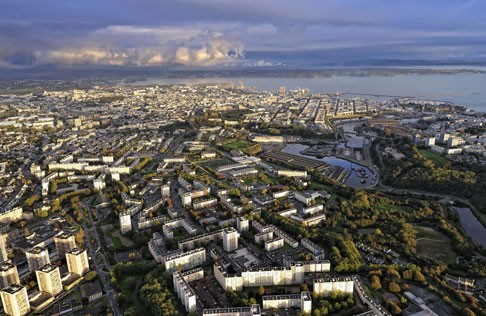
xmin=108 ymin=234 xmax=124 ymax=249
xmin=224 ymin=140 xmax=251 ymax=150
xmin=419 ymin=149 xmax=448 ymax=167
xmin=199 ymin=157 xmax=233 ymax=169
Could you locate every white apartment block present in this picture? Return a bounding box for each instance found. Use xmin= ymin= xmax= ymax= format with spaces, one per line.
xmin=303 ymin=204 xmax=323 ymax=215
xmin=66 ymin=248 xmax=89 ymax=277
xmin=294 ymin=191 xmax=320 ymax=206
xmin=265 ymin=238 xmax=284 ymax=251
xmin=278 ymin=208 xmax=297 ymax=218
xmin=252 ymin=135 xmax=284 ymax=143
xmin=0 ymin=284 xmax=30 ymax=316
xmin=0 ymin=207 xmax=23 ymax=224
xmin=178 ymin=229 xmax=226 ymax=251
xmin=228 ymin=168 xmax=258 ymax=178
xmin=119 ymin=213 xmax=132 ymax=234
xmin=277 ymin=170 xmax=307 ymax=178
xmin=313 ymin=276 xmax=354 ymax=296
xmin=262 ymin=291 xmax=312 ymax=314
xmin=289 ymin=260 xmax=331 ymax=273
xmin=163 ymin=247 xmax=206 ymax=272
xmin=164 ymin=157 xmax=186 ymax=163
xmin=303 ymin=213 xmax=326 ymax=226
xmin=193 ymin=198 xmax=218 ymax=210
xmin=272 ymin=191 xmax=291 ymax=199
xmin=255 ymin=231 xmax=274 ymax=243
xmin=301 ymin=238 xmax=325 ymax=259
xmin=26 ymin=247 xmax=50 ymax=273
xmin=223 ymin=228 xmax=239 ymax=252
xmin=36 ymin=264 xmax=63 ymax=297
xmin=203 ymin=304 xmax=261 ymax=316
xmin=162 ymin=218 xmax=197 ymax=239
xmin=237 ymin=217 xmax=249 ymax=232
xmin=214 ymin=263 xmax=306 ymax=292
xmin=173 ymin=268 xmax=204 ymax=313
xmin=0 ymin=263 xmax=20 ymax=291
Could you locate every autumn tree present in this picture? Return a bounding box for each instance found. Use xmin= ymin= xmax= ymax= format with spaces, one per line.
xmin=388 ymin=281 xmax=401 ymax=293
xmin=371 ymin=275 xmax=382 ymax=290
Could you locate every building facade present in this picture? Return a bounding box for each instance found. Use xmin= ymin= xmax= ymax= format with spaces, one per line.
xmin=26 ymin=247 xmax=50 ymax=272
xmin=54 ymin=231 xmax=76 ymax=257
xmin=0 ymin=262 xmax=19 ymax=289
xmin=0 ymin=285 xmax=30 ymax=316
xmin=36 ymin=264 xmax=62 ymax=297
xmin=66 ymin=248 xmax=89 ymax=276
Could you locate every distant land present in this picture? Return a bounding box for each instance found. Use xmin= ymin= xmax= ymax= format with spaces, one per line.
xmin=0 ymin=66 xmax=485 ymax=87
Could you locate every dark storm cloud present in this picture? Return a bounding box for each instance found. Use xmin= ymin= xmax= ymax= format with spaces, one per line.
xmin=0 ymin=0 xmax=484 ymax=68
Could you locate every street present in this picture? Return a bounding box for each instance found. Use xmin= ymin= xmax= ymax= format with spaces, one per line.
xmin=82 ymin=197 xmax=120 ymax=316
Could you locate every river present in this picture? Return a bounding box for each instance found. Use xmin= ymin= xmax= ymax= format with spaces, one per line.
xmin=452 ymin=206 xmax=486 ymax=246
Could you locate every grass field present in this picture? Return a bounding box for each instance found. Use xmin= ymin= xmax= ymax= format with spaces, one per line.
xmin=414 ymin=225 xmax=457 ymax=264
xmin=199 ymin=157 xmax=233 ymax=169
xmin=109 ymin=234 xmax=124 ymax=249
xmin=223 ymin=140 xmax=251 ymax=150
xmin=112 ymin=230 xmax=135 ymax=247
xmin=419 ymin=149 xmax=449 ymax=167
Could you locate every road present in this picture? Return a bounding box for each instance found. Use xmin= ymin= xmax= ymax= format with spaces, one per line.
xmin=82 ymin=197 xmax=120 ymax=316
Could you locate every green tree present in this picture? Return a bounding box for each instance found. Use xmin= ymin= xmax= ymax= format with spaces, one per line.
xmin=84 ymin=271 xmax=98 ymax=281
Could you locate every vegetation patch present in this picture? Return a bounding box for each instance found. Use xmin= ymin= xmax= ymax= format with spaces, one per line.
xmin=414 ymin=225 xmax=457 ymax=264
xmin=223 ymin=139 xmax=251 ymax=150
xmin=419 ymin=149 xmax=449 ymax=167
xmin=199 ymin=157 xmax=233 ymax=168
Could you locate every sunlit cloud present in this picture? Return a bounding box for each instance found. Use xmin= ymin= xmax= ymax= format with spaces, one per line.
xmin=0 ymin=0 xmax=485 ymax=68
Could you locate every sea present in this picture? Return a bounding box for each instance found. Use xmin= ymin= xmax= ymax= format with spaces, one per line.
xmin=136 ymin=70 xmax=486 ymax=112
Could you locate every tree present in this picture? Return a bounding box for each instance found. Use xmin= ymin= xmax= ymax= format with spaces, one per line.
xmin=24 ymin=195 xmax=41 ymax=207
xmin=413 ymin=270 xmax=426 ymax=283
xmin=388 ymin=281 xmax=401 ymax=293
xmin=388 ymin=268 xmax=401 ymax=280
xmin=84 ymin=271 xmax=98 ymax=281
xmin=75 ymin=228 xmax=85 ymax=245
xmin=388 ymin=301 xmax=402 ymax=315
xmin=464 ymin=308 xmax=476 ymax=316
xmin=402 ymin=269 xmax=414 ymax=280
xmin=49 ymin=181 xmax=57 ymax=194
xmin=51 ymin=199 xmax=61 ymax=212
xmin=230 ymin=188 xmax=241 ymax=198
xmin=37 ymin=209 xmax=49 ymax=218
xmin=371 ymin=275 xmax=382 ymax=290
xmin=258 ymin=285 xmax=265 ymax=296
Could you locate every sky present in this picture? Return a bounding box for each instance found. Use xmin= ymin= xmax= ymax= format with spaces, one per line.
xmin=0 ymin=0 xmax=485 ymax=68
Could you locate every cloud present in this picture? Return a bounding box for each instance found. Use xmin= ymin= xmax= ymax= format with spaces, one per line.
xmin=0 ymin=25 xmax=245 ymax=67
xmin=1 ymin=0 xmax=486 ymax=68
